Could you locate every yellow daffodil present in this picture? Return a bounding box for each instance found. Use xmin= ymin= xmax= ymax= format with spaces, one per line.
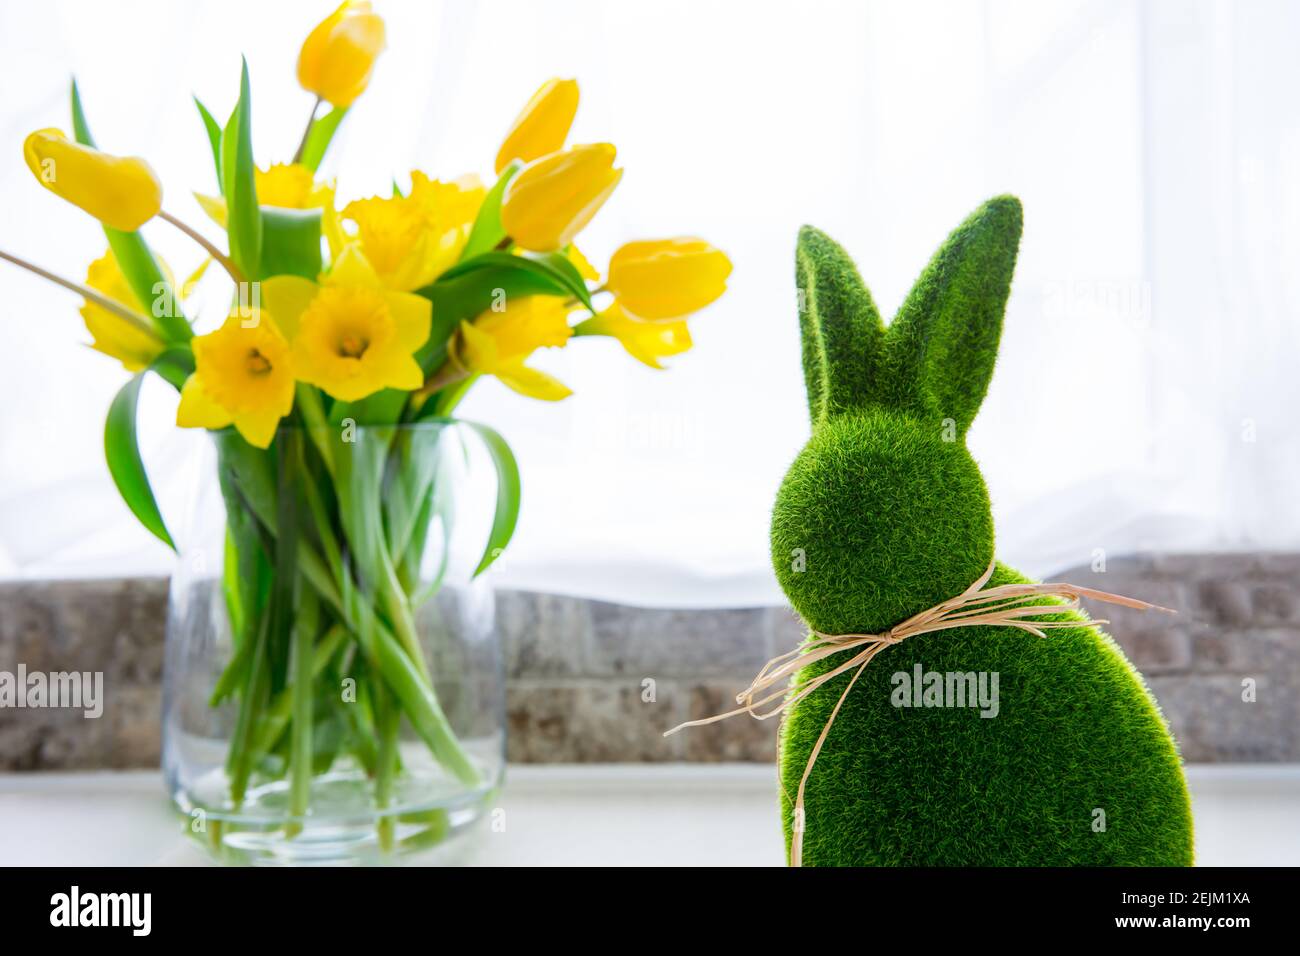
xmin=342 ymin=173 xmax=484 ymax=291
xmin=23 ymin=128 xmax=161 ymax=231
xmin=259 ymin=244 xmax=431 ymax=401
xmin=495 ymin=78 xmax=580 ymax=174
xmin=575 ymin=303 xmax=692 ymax=369
xmin=80 ymin=249 xmax=167 ymax=371
xmin=177 ymin=310 xmax=295 ymax=448
xmin=454 ymin=296 xmax=574 ymax=401
xmin=409 ymin=171 xmax=485 ymax=232
xmin=500 ymin=144 xmax=622 ymax=252
xmin=297 ymin=0 xmax=386 ymax=108
xmin=607 ymin=238 xmax=732 ymax=320
xmin=195 ymin=164 xmax=345 ymax=254
xmin=256 ymin=163 xmax=332 ymax=209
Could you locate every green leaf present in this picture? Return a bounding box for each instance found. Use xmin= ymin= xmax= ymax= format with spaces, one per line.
xmin=528 ymin=250 xmax=596 ymax=310
xmin=414 ymin=265 xmax=566 ymax=374
xmin=331 ymin=426 xmax=392 ymax=591
xmin=222 ymin=58 xmax=262 ymax=280
xmin=149 ymin=347 xmax=195 ymax=390
xmin=261 ymin=206 xmax=322 ymax=279
xmin=194 ymin=97 xmax=224 ymax=192
xmin=72 ymin=81 xmax=191 ymax=345
xmin=401 ymin=418 xmax=518 ymax=575
xmin=104 ymin=374 xmax=174 ymax=550
xmin=463 ymin=421 xmax=520 ymax=577
xmin=106 ymin=231 xmax=193 ymax=343
xmin=440 ymin=250 xmax=594 ymax=311
xmin=460 ymin=162 xmax=521 ymax=260
xmin=385 ymin=424 xmax=445 ymax=561
xmin=300 ymin=106 xmax=349 ymax=172
xmin=70 ymin=78 xmax=94 ymax=145
xmin=214 ymin=431 xmax=278 ymax=532
xmin=328 ymin=389 xmax=408 ymax=428
xmin=210 ymin=511 xmax=270 ymax=706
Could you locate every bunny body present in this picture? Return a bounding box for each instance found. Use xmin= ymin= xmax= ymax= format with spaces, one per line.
xmin=772 ymin=198 xmax=1193 ymax=866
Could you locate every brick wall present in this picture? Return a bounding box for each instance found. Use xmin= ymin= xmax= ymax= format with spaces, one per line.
xmin=1 ymin=552 xmax=1296 ymax=769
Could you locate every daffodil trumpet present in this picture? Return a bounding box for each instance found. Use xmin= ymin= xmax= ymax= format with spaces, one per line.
xmin=15 ymin=9 xmax=729 ymax=861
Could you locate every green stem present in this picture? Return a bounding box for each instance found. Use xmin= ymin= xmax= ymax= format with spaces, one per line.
xmin=0 ymin=248 xmax=162 ymax=341
xmin=374 ymin=682 xmax=400 ymax=852
xmin=286 ymin=589 xmax=318 ymax=836
xmin=433 ymin=374 xmax=479 ymax=417
xmin=291 ymin=97 xmax=322 ymax=166
xmin=250 ymin=623 xmax=346 ymax=772
xmin=226 ymin=611 xmax=271 ymax=807
xmin=296 ymin=384 xmax=335 ymax=477
xmin=341 ymin=695 xmax=380 ymax=776
xmin=377 ymin=546 xmax=430 ymax=682
xmin=157 ymin=210 xmax=245 ymax=285
xmin=218 ymin=440 xmax=481 ymax=825
xmin=297 ymin=544 xmax=479 ymax=786
xmin=302 ymin=466 xmax=344 ymax=586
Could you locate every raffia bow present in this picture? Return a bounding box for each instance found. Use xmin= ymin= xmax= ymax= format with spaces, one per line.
xmin=663 ymin=557 xmax=1175 ymax=867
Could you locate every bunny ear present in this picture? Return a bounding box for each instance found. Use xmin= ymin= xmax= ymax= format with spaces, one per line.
xmin=795 ymin=226 xmax=885 ymax=424
xmin=884 ymin=195 xmax=1023 ymax=435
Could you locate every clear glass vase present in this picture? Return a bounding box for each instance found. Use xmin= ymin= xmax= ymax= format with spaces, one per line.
xmin=162 ymin=422 xmax=505 ymax=865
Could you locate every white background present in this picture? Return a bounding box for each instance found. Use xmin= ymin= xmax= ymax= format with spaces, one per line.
xmin=1 ymin=0 xmax=1297 ymax=605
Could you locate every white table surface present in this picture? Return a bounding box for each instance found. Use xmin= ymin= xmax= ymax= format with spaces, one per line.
xmin=0 ymin=764 xmax=1296 ymax=866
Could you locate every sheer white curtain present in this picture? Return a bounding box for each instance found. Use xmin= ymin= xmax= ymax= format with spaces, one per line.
xmin=0 ymin=0 xmax=1296 ymax=605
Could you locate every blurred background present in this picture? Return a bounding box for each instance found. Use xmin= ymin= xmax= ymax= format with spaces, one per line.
xmin=1 ymin=0 xmax=1297 ymax=606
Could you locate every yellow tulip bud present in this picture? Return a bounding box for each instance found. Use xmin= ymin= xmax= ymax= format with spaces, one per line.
xmin=23 ymin=128 xmax=161 ymax=232
xmin=297 ymin=0 xmax=386 ymax=108
xmin=494 ymin=78 xmax=580 ymax=175
xmin=500 ymin=144 xmax=622 ymax=252
xmin=607 ymin=238 xmax=732 ymax=320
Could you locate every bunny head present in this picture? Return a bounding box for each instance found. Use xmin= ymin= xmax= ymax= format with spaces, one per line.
xmin=772 ymin=196 xmax=1023 ymax=637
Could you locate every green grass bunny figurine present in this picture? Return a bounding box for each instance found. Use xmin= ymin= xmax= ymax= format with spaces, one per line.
xmin=769 ymin=196 xmax=1194 ymax=866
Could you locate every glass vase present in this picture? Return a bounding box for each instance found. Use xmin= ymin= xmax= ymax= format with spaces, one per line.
xmin=162 ymin=422 xmax=505 ymax=865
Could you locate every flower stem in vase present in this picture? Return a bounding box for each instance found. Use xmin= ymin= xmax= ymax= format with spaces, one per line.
xmin=286 ymin=587 xmax=318 ymax=838
xmin=374 ymin=681 xmax=401 ymax=852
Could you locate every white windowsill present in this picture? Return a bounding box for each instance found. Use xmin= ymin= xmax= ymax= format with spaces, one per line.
xmin=0 ymin=764 xmax=1296 ymax=866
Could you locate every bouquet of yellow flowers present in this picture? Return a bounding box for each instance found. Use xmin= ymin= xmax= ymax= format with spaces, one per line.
xmin=4 ymin=1 xmax=728 ymax=861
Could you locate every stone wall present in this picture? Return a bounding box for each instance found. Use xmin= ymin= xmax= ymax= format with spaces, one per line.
xmin=1 ymin=552 xmax=1296 ymax=769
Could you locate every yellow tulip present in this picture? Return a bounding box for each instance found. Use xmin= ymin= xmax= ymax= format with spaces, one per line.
xmin=176 ymin=310 xmax=295 ymax=448
xmin=23 ymin=128 xmax=161 ymax=231
xmin=80 ymin=249 xmax=167 ymax=371
xmin=258 ymin=244 xmax=431 ymax=402
xmin=494 ymin=78 xmax=580 ymax=175
xmin=575 ymin=302 xmax=692 ymax=369
xmin=297 ymin=0 xmax=386 ymax=108
xmin=607 ymin=238 xmax=732 ymax=320
xmin=500 ymin=144 xmax=622 ymax=252
xmin=454 ymin=296 xmax=574 ymax=401
xmin=342 ymin=172 xmax=484 ymax=291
